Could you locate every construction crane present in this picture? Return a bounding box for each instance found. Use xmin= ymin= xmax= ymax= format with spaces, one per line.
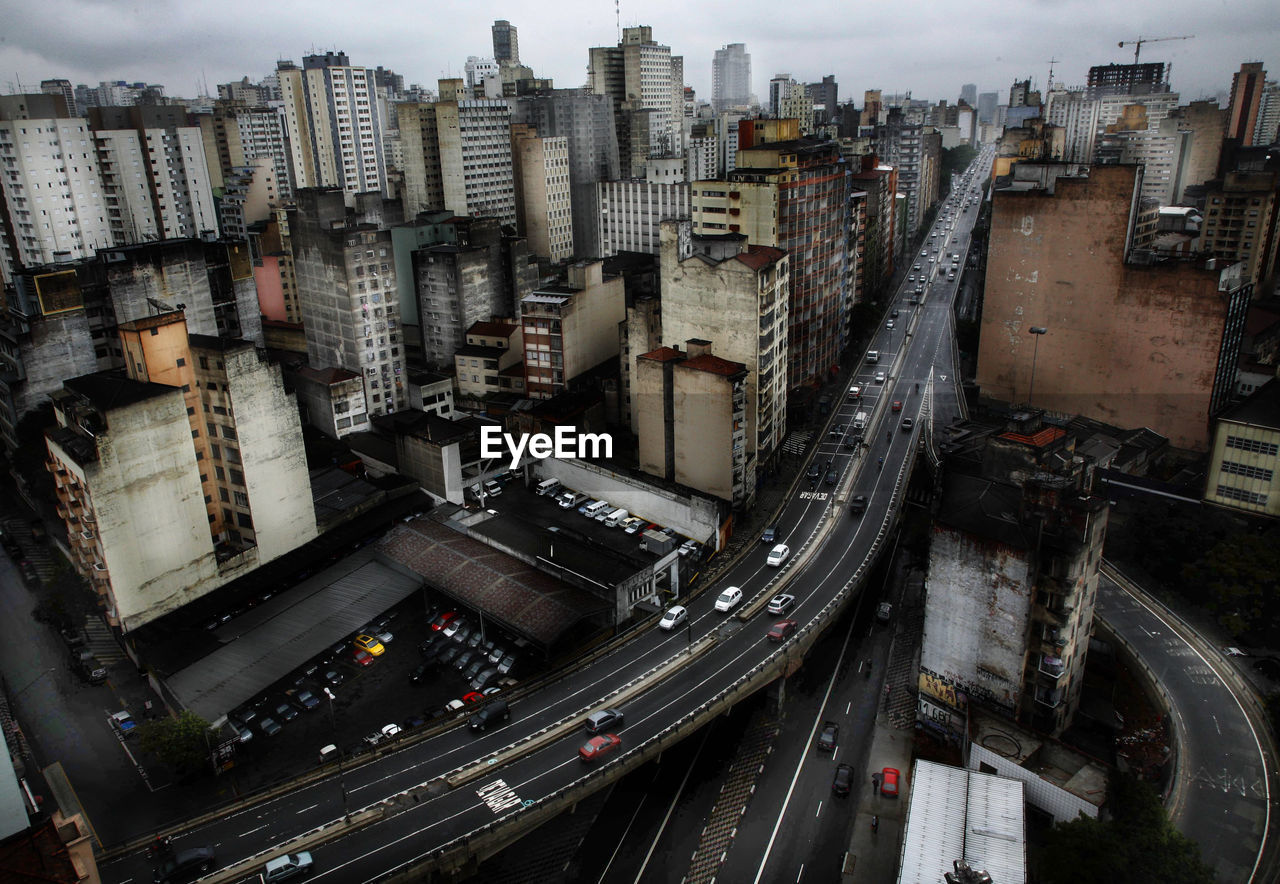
xmin=1117 ymin=35 xmax=1194 ymax=64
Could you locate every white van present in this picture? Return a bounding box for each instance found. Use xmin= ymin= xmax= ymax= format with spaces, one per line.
xmin=852 ymin=411 xmax=870 ymax=431
xmin=866 ymin=350 xmax=880 ymax=364
xmin=536 ymin=478 xmax=562 ymax=497
xmin=603 ymin=507 xmax=629 ymax=527
xmin=582 ymin=500 xmax=610 ymax=519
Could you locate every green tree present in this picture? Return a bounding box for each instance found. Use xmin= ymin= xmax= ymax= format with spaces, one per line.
xmin=941 ymin=144 xmax=978 ymax=181
xmin=138 ymin=711 xmax=217 ymax=775
xmin=1184 ymin=532 xmax=1280 ymax=639
xmin=1038 ymin=772 xmax=1213 ymax=883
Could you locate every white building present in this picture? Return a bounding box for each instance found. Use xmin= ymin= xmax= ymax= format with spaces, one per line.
xmin=712 ymin=43 xmax=752 ymax=111
xmin=598 ymin=170 xmax=690 ymax=256
xmin=589 ymin=26 xmax=684 ymax=158
xmin=0 ymin=97 xmax=113 ymax=281
xmin=1044 ymin=86 xmax=1100 ymax=163
xmin=465 ymin=57 xmax=500 ymax=89
xmin=94 ymin=124 xmax=218 ymax=242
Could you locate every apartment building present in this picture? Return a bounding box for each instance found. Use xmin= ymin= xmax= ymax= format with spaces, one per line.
xmin=589 ymin=26 xmax=684 ymax=162
xmin=454 ymin=319 xmax=525 ymax=401
xmin=521 ymin=261 xmax=625 ymax=398
xmin=196 ymin=101 xmax=294 ymax=201
xmin=288 ymin=365 xmax=368 ymax=439
xmin=1199 ymin=169 xmax=1280 ymax=293
xmin=290 ymin=189 xmax=406 ymax=415
xmin=511 ymin=124 xmax=573 ymax=262
xmin=712 ymin=43 xmax=751 ymax=111
xmin=657 ymin=221 xmax=788 ymax=468
xmin=597 ymin=163 xmax=691 ymax=256
xmin=1204 ymin=378 xmax=1280 ymax=516
xmin=1227 ymin=62 xmax=1268 ymax=147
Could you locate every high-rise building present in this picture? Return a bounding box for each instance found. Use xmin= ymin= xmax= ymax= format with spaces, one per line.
xmin=692 ymin=137 xmax=852 ymax=389
xmin=877 ymin=107 xmax=942 ymax=236
xmin=589 ymin=26 xmax=683 ymax=160
xmin=960 ymin=83 xmax=977 ymax=107
xmin=1044 ymin=85 xmax=1100 ymax=163
xmin=806 ymin=76 xmax=839 ymax=125
xmin=768 ymin=74 xmax=794 ymax=119
xmin=1227 ymin=62 xmax=1268 ymax=146
xmin=1255 ymin=80 xmax=1280 ymax=146
xmin=712 ymin=43 xmax=752 ymax=111
xmin=509 ymin=88 xmax=621 ymax=258
xmin=196 ymin=101 xmax=294 ymax=202
xmin=290 ymin=189 xmax=406 ymax=416
xmin=45 ymin=312 xmax=316 ymax=632
xmin=1095 ymin=113 xmax=1191 ymax=206
xmin=465 ymin=57 xmax=500 ymax=90
xmin=1200 ymin=170 xmax=1280 ymax=293
xmin=976 ymin=162 xmax=1250 ymax=451
xmin=597 ymin=164 xmax=690 ymax=256
xmin=275 ymin=52 xmax=386 ymax=196
xmin=0 ymin=96 xmax=113 ymax=281
xmin=977 ymin=91 xmax=998 ymax=125
xmin=40 ymin=79 xmax=76 ymax=116
xmin=398 ymin=81 xmax=516 ymax=226
xmin=1086 ymin=62 xmax=1170 ymax=99
xmin=1172 ymin=100 xmax=1226 ymax=198
xmin=88 ymin=105 xmax=219 ymax=243
xmin=492 ymin=20 xmax=519 ymax=65
xmin=511 ymin=124 xmax=574 ymax=262
xmin=658 ymin=221 xmax=788 ymax=473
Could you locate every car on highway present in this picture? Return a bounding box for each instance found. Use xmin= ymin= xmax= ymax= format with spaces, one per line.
xmin=263 ymin=852 xmax=313 ymax=883
xmin=848 ymin=384 xmax=861 ymax=400
xmin=766 ymin=544 xmax=790 ymax=567
xmin=849 ymin=495 xmax=868 ymax=516
xmin=881 ymin=767 xmax=900 ymax=797
xmin=876 ymin=602 xmax=893 ymax=624
xmin=715 ymin=587 xmax=743 ymax=612
xmin=885 ymin=319 xmax=894 ymax=329
xmin=817 ymin=720 xmax=839 ymax=751
xmin=767 ymin=593 xmax=795 ymax=614
xmin=874 ymin=372 xmax=886 ymax=384
xmin=351 ymin=648 xmax=374 ymax=667
xmin=154 ymin=846 xmax=216 ymax=883
xmin=659 ymin=606 xmax=688 ymax=630
xmin=824 ymin=468 xmax=839 ymax=486
xmin=832 ymin=763 xmax=854 ymax=797
xmin=579 ymin=733 xmax=622 ymax=762
xmin=585 ymin=708 xmax=625 ymax=734
xmin=761 ymin=525 xmax=778 ymax=544
xmin=901 ymin=417 xmax=914 ymax=431
xmin=806 ymin=463 xmax=821 ymax=481
xmin=767 ymin=619 xmax=798 ymax=643
xmin=891 ymin=399 xmax=902 ymax=412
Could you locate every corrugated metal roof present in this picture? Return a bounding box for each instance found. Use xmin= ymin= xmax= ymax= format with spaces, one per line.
xmin=897 ymin=760 xmax=1025 ymax=884
xmin=166 ymin=548 xmax=422 ymax=722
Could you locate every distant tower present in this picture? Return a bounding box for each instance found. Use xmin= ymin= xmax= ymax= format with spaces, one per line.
xmin=712 ymin=43 xmax=752 ymax=111
xmin=1226 ymin=62 xmax=1267 ymax=146
xmin=492 ymin=20 xmax=519 ymax=65
xmin=960 ymin=83 xmax=977 ymax=107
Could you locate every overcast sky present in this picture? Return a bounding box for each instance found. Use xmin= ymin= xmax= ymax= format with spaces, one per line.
xmin=3 ymin=0 xmax=1275 ymax=106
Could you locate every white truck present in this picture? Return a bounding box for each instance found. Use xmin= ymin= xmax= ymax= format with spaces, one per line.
xmin=852 ymin=411 xmax=870 ymax=431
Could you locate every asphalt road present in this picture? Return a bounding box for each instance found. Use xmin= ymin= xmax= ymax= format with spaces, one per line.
xmin=92 ymin=152 xmax=1016 ymax=884
xmin=1098 ymin=575 xmax=1271 ymax=883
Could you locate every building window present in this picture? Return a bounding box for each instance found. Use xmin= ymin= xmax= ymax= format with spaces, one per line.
xmin=219 ymin=487 xmax=229 ymax=502
xmin=215 ymin=466 xmax=225 ymax=481
xmin=221 ymin=425 xmax=238 ymax=440
xmin=210 ymin=444 xmax=220 ymax=460
xmin=1220 ymin=460 xmax=1274 ymax=481
xmin=1225 ymin=435 xmax=1279 ymax=456
xmin=176 ymin=357 xmax=185 ymax=367
xmin=237 ymin=511 xmax=254 ymax=529
xmin=231 ymin=469 xmax=245 ymax=486
xmin=1215 ymin=484 xmax=1268 ymax=506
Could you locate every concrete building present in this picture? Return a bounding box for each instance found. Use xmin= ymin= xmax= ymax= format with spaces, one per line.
xmin=589 ymin=26 xmax=683 ymax=161
xmin=287 ymin=364 xmax=368 ymax=438
xmin=492 ymin=20 xmax=520 ymax=65
xmin=218 ymin=157 xmax=279 ymax=239
xmin=245 ymin=209 xmax=300 ymax=323
xmin=465 ymin=57 xmax=500 ymax=90
xmin=960 ymin=83 xmax=978 ymax=107
xmin=1200 ymin=169 xmax=1280 ymax=295
xmin=46 ymin=313 xmax=315 ymax=632
xmin=658 ymin=221 xmax=788 ymax=470
xmin=395 ymin=412 xmax=488 ymax=505
xmin=0 ymin=96 xmax=113 ymax=281
xmin=1044 ymin=85 xmax=1099 ymax=163
xmin=509 ymin=88 xmax=621 ymax=258
xmin=274 ymin=53 xmax=385 ymax=196
xmin=849 ymin=159 xmax=899 ymax=298
xmin=1173 ymin=100 xmax=1226 ymax=198
xmin=521 ymin=261 xmax=625 ymax=398
xmin=1227 ymin=62 xmax=1268 ymax=147
xmin=1204 ymin=378 xmax=1280 ymax=517
xmin=40 ymin=78 xmax=77 ymax=116
xmin=978 ymin=91 xmax=998 ymax=125
xmin=976 ymin=163 xmax=1251 ymax=451
xmin=597 ymin=164 xmax=691 ymax=256
xmin=511 ymin=124 xmax=574 ymax=262
xmin=1096 ymin=91 xmax=1180 ymax=140
xmin=1096 ymin=113 xmax=1191 ymax=206
xmin=692 ymin=137 xmax=852 ymax=389
xmin=88 ymin=105 xmax=219 ymax=243
xmin=924 ymin=411 xmax=1109 ymax=737
xmin=1256 ymin=80 xmax=1280 ymax=146
xmin=454 ymin=319 xmax=524 ymax=402
xmin=196 ymin=101 xmax=294 ymax=202
xmin=1086 ymin=62 xmax=1170 ymax=100
xmin=712 ymin=43 xmax=751 ymax=112
xmin=877 ymin=107 xmax=942 ymax=237
xmin=290 ymin=189 xmax=406 ymax=416
xmin=405 ymin=369 xmax=456 ymax=417
xmin=399 ymin=84 xmax=516 ymax=226
xmin=636 ymin=341 xmax=751 ymax=507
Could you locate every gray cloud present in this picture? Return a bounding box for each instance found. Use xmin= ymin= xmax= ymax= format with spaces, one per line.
xmin=1 ymin=0 xmax=1274 ymax=106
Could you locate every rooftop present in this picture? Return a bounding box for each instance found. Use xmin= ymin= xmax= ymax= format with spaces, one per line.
xmin=467 ymin=320 xmax=519 ymax=338
xmin=1220 ymin=377 xmax=1280 ymax=430
xmin=63 ymin=371 xmax=178 ymax=413
xmin=294 ymin=365 xmax=360 ymax=385
xmin=734 ymin=245 xmax=787 ymax=270
xmin=638 ymin=346 xmax=685 ymax=363
xmin=680 ymin=354 xmax=747 ymax=378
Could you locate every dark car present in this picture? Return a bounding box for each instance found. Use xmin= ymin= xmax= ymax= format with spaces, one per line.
xmin=292 ymin=690 xmax=320 ymax=711
xmin=322 ymin=670 xmax=344 ymax=687
xmin=832 ymin=763 xmax=854 ymax=796
xmin=409 ymin=663 xmax=430 ymax=684
xmin=824 ymin=468 xmax=839 ymax=486
xmin=258 ymin=716 xmax=282 ymax=737
xmin=471 ymin=667 xmax=500 ymax=691
xmin=438 ymin=646 xmax=462 ymax=667
xmin=154 ymin=846 xmax=216 ymax=883
xmin=817 ymin=720 xmax=839 ymax=751
xmin=463 ymin=657 xmax=488 ymax=681
xmin=454 ymin=650 xmax=479 ymax=671
xmin=418 ymin=635 xmax=440 ymax=656
xmin=274 ymin=702 xmax=299 ymax=723
xmin=806 ymin=463 xmax=821 ymax=480
xmin=849 ymin=495 xmax=868 ymax=516
xmin=767 ymin=619 xmax=798 ymax=642
xmin=761 ymin=525 xmax=778 ymax=544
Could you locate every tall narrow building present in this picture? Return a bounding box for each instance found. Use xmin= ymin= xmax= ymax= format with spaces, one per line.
xmin=492 ymin=20 xmax=519 ymax=65
xmin=1227 ymin=62 xmax=1268 ymax=146
xmin=589 ymin=26 xmax=683 ymax=162
xmin=712 ymin=43 xmax=752 ymax=111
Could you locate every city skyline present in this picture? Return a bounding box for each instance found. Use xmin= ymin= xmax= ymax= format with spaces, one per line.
xmin=5 ymin=0 xmax=1275 ymax=106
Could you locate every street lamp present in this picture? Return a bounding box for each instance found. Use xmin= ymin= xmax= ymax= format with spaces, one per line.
xmin=1027 ymin=326 xmax=1048 ymax=406
xmin=323 ymin=688 xmax=351 ymax=822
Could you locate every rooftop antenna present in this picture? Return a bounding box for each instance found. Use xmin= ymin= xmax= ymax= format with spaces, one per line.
xmin=616 ymin=0 xmax=620 ymax=43
xmin=1045 ymin=56 xmax=1059 ymax=92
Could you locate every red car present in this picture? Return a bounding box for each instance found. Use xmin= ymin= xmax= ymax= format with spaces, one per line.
xmin=579 ymin=733 xmax=622 ymax=762
xmin=430 ymin=611 xmax=459 ymax=632
xmin=767 ymin=619 xmax=798 ymax=642
xmin=881 ymin=767 xmax=900 ymax=797
xmin=461 ymin=691 xmax=484 ymax=705
xmin=891 ymin=400 xmax=903 ymax=412
xmin=351 ymin=648 xmax=374 ymax=667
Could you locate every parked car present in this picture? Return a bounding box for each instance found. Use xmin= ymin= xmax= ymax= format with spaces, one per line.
xmin=881 ymin=767 xmax=900 ymax=797
xmin=430 ymin=611 xmax=459 ymax=632
xmin=767 ymin=594 xmax=795 ymax=615
xmin=258 ymin=716 xmax=283 ymax=737
xmin=273 ymin=702 xmax=298 ymax=724
xmin=110 ymin=710 xmax=137 ymax=738
xmin=817 ymin=721 xmax=839 ymax=751
xmin=380 ymin=723 xmax=402 ymax=738
xmin=409 ymin=663 xmax=430 ymax=684
xmin=292 ymin=690 xmax=320 ymax=711
xmin=714 ymin=587 xmax=743 ymax=613
xmin=443 ymin=618 xmax=466 ymax=639
xmin=766 ymin=544 xmax=790 ymax=566
xmin=471 ymin=667 xmax=500 ymax=691
xmin=496 ymin=654 xmax=517 ymax=675
xmin=322 ymin=670 xmax=344 ymax=687
xmin=353 ymin=634 xmax=385 ymax=657
xmin=454 ymin=650 xmax=478 ymax=671
xmin=263 ymin=852 xmax=313 ymax=883
xmin=461 ymin=691 xmax=484 ymax=705
xmin=438 ymin=646 xmax=462 ymax=667
xmin=351 ymin=648 xmax=374 ymax=667
xmin=452 ymin=623 xmax=474 ymax=644
xmin=579 ymin=733 xmax=622 ymax=762
xmin=659 ymin=606 xmax=687 ymax=630
xmin=767 ymin=620 xmax=798 ymax=643
xmin=463 ymin=657 xmax=488 ymax=681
